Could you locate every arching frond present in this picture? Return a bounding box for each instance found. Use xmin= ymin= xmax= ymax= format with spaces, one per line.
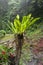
xmin=7 ymin=14 xmax=40 ymax=34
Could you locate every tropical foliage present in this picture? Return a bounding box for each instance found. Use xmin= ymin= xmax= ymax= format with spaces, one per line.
xmin=5 ymin=14 xmax=40 ymax=65
xmin=0 ymin=0 xmax=43 ymax=65
xmin=0 ymin=44 xmax=15 ymax=65
xmin=7 ymin=14 xmax=40 ymax=34
xmin=0 ymin=30 xmax=6 ymax=38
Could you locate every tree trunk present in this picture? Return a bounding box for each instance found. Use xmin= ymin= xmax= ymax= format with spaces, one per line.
xmin=15 ymin=34 xmax=24 ymax=65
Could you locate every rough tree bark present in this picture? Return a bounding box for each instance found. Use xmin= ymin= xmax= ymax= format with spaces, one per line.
xmin=15 ymin=34 xmax=24 ymax=65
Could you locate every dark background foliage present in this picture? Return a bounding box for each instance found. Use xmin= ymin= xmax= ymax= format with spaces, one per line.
xmin=0 ymin=0 xmax=43 ymax=31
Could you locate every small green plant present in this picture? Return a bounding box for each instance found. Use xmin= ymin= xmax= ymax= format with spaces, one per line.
xmin=0 ymin=44 xmax=15 ymax=65
xmin=7 ymin=14 xmax=40 ymax=34
xmin=0 ymin=30 xmax=6 ymax=38
xmin=7 ymin=14 xmax=40 ymax=65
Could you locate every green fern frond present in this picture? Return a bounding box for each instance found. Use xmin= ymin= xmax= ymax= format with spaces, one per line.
xmin=14 ymin=19 xmax=21 ymax=28
xmin=28 ymin=18 xmax=40 ymax=27
xmin=22 ymin=16 xmax=27 ymax=23
xmin=10 ymin=23 xmax=17 ymax=33
xmin=7 ymin=14 xmax=40 ymax=34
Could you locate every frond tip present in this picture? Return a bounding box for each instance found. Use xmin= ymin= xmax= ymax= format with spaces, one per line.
xmin=28 ymin=17 xmax=40 ymax=27
xmin=16 ymin=14 xmax=20 ymax=19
